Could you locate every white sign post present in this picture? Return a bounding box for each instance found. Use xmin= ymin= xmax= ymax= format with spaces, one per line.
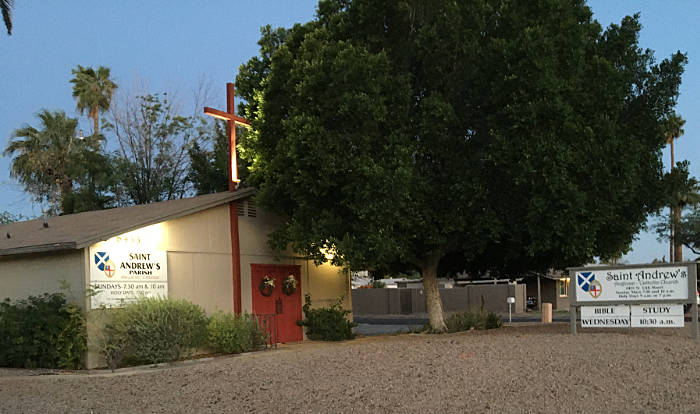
xmin=507 ymin=296 xmax=515 ymax=323
xmin=89 ymin=246 xmax=168 ymax=309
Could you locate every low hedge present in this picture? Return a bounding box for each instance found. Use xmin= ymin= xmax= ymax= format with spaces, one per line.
xmin=0 ymin=293 xmax=86 ymax=369
xmin=208 ymin=312 xmax=267 ymax=354
xmin=94 ymin=297 xmax=208 ymax=369
xmin=445 ymin=309 xmax=502 ymax=332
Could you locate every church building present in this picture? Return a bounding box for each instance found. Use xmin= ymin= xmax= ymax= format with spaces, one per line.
xmin=0 ymin=82 xmax=352 ymax=368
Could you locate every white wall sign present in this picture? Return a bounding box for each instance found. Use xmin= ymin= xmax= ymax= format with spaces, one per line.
xmin=574 ymin=266 xmax=689 ymax=303
xmin=630 ymin=304 xmax=685 ymax=328
xmin=89 ymin=246 xmax=168 ymax=309
xmin=580 ymin=305 xmax=630 ymax=327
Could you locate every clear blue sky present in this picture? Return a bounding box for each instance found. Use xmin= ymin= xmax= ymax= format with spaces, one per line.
xmin=1 ymin=1 xmax=698 ymax=264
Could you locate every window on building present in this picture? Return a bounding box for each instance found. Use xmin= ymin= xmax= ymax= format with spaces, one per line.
xmin=559 ymin=279 xmax=569 ymax=297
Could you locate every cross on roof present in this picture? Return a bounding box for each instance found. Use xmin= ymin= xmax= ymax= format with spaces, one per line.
xmin=204 ymin=82 xmax=250 ymax=191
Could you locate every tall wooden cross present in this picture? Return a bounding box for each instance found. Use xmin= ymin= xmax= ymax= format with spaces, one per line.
xmin=204 ymin=82 xmax=250 ymax=191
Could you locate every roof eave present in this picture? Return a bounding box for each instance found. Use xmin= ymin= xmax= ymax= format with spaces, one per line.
xmin=74 ymin=187 xmax=256 ymax=249
xmin=0 ymin=242 xmax=78 ymax=257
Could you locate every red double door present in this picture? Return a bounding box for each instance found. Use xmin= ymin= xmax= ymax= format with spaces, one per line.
xmin=251 ymin=264 xmax=303 ymax=343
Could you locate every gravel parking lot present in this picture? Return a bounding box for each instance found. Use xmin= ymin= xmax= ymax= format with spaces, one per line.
xmin=1 ymin=323 xmax=699 ymax=413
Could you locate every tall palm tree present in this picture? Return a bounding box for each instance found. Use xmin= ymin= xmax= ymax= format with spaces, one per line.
xmin=3 ymin=110 xmax=80 ymax=214
xmin=664 ymin=113 xmax=686 ymax=261
xmin=2 ymin=0 xmax=13 ymax=35
xmin=665 ymin=162 xmax=700 ymax=262
xmin=70 ymin=65 xmax=118 ymax=135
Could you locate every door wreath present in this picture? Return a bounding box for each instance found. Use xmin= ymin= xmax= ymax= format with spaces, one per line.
xmin=282 ymin=274 xmax=298 ymax=296
xmin=259 ymin=275 xmax=275 ymax=297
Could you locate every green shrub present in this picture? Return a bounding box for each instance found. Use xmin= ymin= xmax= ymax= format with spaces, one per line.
xmin=446 ymin=309 xmax=502 ymax=333
xmin=370 ymin=280 xmax=386 ymax=288
xmin=208 ymin=312 xmax=267 ymax=354
xmin=299 ymin=294 xmax=356 ymax=341
xmin=0 ymin=293 xmax=86 ymax=369
xmin=95 ymin=297 xmax=208 ymax=368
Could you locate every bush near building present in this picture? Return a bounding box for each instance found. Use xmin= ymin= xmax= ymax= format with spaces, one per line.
xmin=95 ymin=297 xmax=209 ymax=369
xmin=207 ymin=312 xmax=267 ymax=354
xmin=445 ymin=309 xmax=502 ymax=333
xmin=0 ymin=293 xmax=86 ymax=369
xmin=299 ymin=295 xmax=356 ymax=341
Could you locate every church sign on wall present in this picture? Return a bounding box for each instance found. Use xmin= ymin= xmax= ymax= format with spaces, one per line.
xmin=89 ymin=246 xmax=168 ymax=309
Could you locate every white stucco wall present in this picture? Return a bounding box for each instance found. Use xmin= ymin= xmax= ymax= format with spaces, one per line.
xmin=0 ymin=250 xmax=86 ymax=306
xmin=88 ymin=205 xmax=234 ymax=314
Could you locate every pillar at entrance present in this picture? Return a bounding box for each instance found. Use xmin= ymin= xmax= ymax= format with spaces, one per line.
xmin=542 ymin=303 xmax=553 ymax=323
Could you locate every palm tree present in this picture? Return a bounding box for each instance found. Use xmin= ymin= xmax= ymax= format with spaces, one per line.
xmin=2 ymin=0 xmax=13 ymax=35
xmin=70 ymin=65 xmax=118 ymax=135
xmin=664 ymin=113 xmax=686 ymax=261
xmin=3 ymin=110 xmax=80 ymax=214
xmin=665 ymin=162 xmax=700 ymax=262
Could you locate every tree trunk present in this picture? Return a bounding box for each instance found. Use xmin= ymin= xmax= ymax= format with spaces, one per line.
xmin=93 ymin=113 xmax=99 ymax=136
xmin=670 ymin=139 xmax=676 ymax=262
xmin=421 ymin=255 xmax=447 ymax=332
xmin=674 ymin=205 xmax=683 ymax=262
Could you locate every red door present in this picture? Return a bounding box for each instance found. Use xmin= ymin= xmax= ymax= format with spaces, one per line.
xmin=251 ymin=264 xmax=303 ymax=343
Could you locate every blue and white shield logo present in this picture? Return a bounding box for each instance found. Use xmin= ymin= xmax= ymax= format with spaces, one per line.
xmin=577 ymin=272 xmax=595 ymax=292
xmin=94 ymin=252 xmax=109 ymax=271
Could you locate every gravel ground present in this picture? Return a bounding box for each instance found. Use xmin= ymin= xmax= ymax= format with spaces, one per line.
xmin=1 ymin=323 xmax=700 ymax=413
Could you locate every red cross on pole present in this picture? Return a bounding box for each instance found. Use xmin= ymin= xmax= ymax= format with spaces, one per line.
xmin=204 ymin=83 xmax=250 ymax=191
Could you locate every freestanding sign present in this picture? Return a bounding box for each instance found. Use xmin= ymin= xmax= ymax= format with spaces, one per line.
xmin=89 ymin=246 xmax=168 ymax=309
xmin=575 ymin=266 xmax=688 ymax=302
xmin=568 ymin=263 xmax=698 ymax=339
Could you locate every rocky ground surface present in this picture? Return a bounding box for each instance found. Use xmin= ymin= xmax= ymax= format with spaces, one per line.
xmin=1 ymin=323 xmax=699 ymax=413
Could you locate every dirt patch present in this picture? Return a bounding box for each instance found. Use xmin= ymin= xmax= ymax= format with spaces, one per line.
xmin=1 ymin=323 xmax=699 ymax=413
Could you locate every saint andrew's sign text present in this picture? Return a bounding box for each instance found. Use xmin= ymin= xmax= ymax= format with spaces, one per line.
xmin=575 ymin=266 xmax=688 ymax=303
xmin=89 ymin=246 xmax=168 ymax=309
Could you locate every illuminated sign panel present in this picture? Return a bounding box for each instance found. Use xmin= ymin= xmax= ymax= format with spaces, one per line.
xmin=88 ymin=225 xmax=168 ymax=309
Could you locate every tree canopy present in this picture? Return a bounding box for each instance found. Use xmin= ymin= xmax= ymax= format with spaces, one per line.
xmin=70 ymin=65 xmax=118 ymax=135
xmin=238 ymin=0 xmax=686 ymax=330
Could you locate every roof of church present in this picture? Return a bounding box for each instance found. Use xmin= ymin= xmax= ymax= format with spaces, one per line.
xmin=0 ymin=188 xmax=256 ymax=257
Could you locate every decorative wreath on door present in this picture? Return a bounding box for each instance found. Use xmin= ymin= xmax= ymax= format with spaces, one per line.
xmin=259 ymin=275 xmax=275 ymax=297
xmin=282 ymin=274 xmax=298 ymax=296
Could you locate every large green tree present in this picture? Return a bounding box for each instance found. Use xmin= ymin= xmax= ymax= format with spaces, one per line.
xmin=70 ymin=65 xmax=118 ymax=135
xmin=238 ymin=0 xmax=686 ymax=331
